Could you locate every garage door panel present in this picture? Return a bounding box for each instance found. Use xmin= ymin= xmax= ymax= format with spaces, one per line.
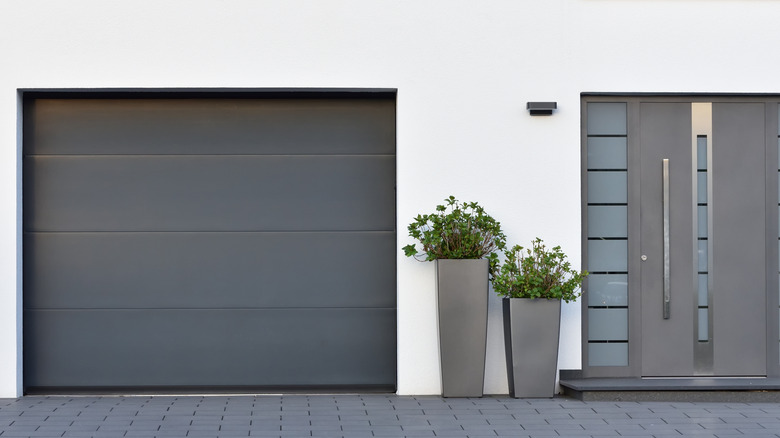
xmin=25 ymin=231 xmax=396 ymax=309
xmin=24 ymin=155 xmax=395 ymax=232
xmin=25 ymin=98 xmax=396 ymax=156
xmin=24 ymin=308 xmax=397 ymax=388
xmin=24 ymin=94 xmax=396 ymax=392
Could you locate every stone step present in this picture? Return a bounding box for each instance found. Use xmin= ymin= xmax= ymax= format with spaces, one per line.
xmin=559 ymin=371 xmax=780 ymax=402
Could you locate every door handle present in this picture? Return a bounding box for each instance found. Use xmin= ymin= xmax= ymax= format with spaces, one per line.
xmin=663 ymin=158 xmax=670 ymax=319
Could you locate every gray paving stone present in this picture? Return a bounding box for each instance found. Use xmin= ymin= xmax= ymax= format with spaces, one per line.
xmin=512 ymin=415 xmax=549 ymax=424
xmin=63 ymin=432 xmax=122 ymax=437
xmin=54 ymin=425 xmax=99 ymax=432
xmin=580 ymin=434 xmax=621 ymax=437
xmin=608 ymin=425 xmax=651 ymax=435
xmin=2 ymin=424 xmax=41 ymax=431
xmin=308 ymin=420 xmax=340 ymax=427
xmin=5 ymin=396 xmax=780 ymax=437
xmin=720 ymin=435 xmax=780 ymax=438
xmin=520 ymin=432 xmax=560 ymax=437
xmin=486 ymin=419 xmax=523 ymax=426
xmin=248 ymin=431 xmax=310 ymax=437
xmin=554 ymin=433 xmax=604 ymax=438
xmin=250 ymin=415 xmax=281 ymax=421
xmin=396 ymin=419 xmax=429 ymax=426
xmin=131 ymin=432 xmax=188 ymax=437
xmin=332 ymin=419 xmax=369 ymax=426
xmin=1 ymin=432 xmax=68 ymax=437
xmin=246 ymin=424 xmax=281 ymax=431
xmin=191 ymin=419 xmax=223 ymax=426
xmin=220 ymin=420 xmax=252 ymax=429
xmin=307 ymin=432 xmax=355 ymax=437
xmin=96 ymin=423 xmax=136 ymax=431
xmin=548 ymin=418 xmax=608 ymax=426
xmin=549 ymin=424 xmax=588 ymax=431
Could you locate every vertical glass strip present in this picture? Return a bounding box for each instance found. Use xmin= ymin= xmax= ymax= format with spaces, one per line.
xmin=692 ymin=102 xmax=713 ymax=375
xmin=696 ymin=135 xmax=709 ymax=343
xmin=586 ymin=102 xmax=628 ymax=367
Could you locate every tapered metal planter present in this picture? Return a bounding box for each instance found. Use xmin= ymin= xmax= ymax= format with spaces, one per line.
xmin=503 ymin=298 xmax=561 ymax=398
xmin=436 ymin=259 xmax=489 ymax=398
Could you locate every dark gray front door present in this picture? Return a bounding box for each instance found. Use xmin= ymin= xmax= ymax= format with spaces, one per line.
xmin=639 ymin=101 xmax=767 ymax=377
xmin=23 ymin=94 xmax=397 ymax=391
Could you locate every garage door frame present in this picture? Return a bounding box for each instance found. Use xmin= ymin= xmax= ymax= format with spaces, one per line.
xmin=20 ymin=88 xmax=398 ymax=394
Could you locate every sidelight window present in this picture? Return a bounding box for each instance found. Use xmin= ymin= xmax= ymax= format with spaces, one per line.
xmin=585 ymin=102 xmax=629 ymax=367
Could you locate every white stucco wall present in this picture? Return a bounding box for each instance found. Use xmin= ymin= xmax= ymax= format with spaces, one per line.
xmin=1 ymin=0 xmax=780 ymax=397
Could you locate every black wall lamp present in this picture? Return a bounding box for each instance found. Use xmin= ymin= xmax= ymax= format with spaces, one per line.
xmin=527 ymin=102 xmax=557 ymax=116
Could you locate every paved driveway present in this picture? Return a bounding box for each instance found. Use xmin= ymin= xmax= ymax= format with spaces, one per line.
xmin=2 ymin=394 xmax=780 ymax=437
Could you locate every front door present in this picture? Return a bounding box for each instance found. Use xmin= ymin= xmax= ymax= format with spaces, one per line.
xmin=639 ymin=101 xmax=768 ymax=376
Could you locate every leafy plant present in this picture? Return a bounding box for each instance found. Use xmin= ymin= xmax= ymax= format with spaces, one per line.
xmin=402 ymin=196 xmax=507 ymax=276
xmin=493 ymin=238 xmax=587 ymax=302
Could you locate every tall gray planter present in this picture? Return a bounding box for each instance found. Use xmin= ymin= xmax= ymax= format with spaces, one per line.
xmin=503 ymin=297 xmax=561 ymax=398
xmin=436 ymin=259 xmax=488 ymax=398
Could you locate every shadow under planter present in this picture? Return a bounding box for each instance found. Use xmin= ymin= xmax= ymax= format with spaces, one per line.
xmin=436 ymin=259 xmax=488 ymax=398
xmin=503 ymin=297 xmax=561 ymax=398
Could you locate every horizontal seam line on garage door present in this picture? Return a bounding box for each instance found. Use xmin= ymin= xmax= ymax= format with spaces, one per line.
xmin=24 ymin=307 xmax=398 ymax=311
xmin=23 ymin=230 xmax=396 ymax=233
xmin=23 ymin=154 xmax=397 ymax=158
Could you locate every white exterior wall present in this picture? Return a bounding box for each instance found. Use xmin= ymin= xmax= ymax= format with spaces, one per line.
xmin=1 ymin=0 xmax=778 ymax=397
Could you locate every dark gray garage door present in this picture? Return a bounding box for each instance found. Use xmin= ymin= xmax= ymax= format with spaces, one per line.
xmin=23 ymin=93 xmax=396 ymax=392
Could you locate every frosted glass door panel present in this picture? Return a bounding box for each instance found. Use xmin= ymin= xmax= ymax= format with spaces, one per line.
xmin=698 ymin=309 xmax=709 ymax=342
xmin=698 ymin=241 xmax=708 ymax=272
xmin=587 ymin=137 xmax=627 ymax=169
xmin=698 ymin=173 xmax=708 ymax=203
xmin=588 ymin=308 xmax=628 ymax=340
xmin=589 ymin=343 xmax=628 ymax=367
xmin=587 ymin=103 xmax=627 ymax=135
xmin=697 ymin=137 xmax=708 ymax=170
xmin=698 ymin=275 xmax=708 ymax=307
xmin=697 ymin=206 xmax=708 ymax=238
xmin=588 ymin=206 xmax=627 ymax=238
xmin=588 ymin=240 xmax=628 ymax=272
xmin=587 ymin=172 xmax=627 ymax=204
xmin=588 ymin=274 xmax=628 ymax=307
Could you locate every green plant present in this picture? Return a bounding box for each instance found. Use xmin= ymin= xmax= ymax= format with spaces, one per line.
xmin=493 ymin=238 xmax=587 ymax=302
xmin=402 ymin=196 xmax=507 ymax=275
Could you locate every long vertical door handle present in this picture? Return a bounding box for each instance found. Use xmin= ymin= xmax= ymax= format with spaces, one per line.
xmin=662 ymin=158 xmax=671 ymax=319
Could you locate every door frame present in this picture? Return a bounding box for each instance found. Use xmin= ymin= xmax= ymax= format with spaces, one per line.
xmin=581 ymin=94 xmax=780 ymax=379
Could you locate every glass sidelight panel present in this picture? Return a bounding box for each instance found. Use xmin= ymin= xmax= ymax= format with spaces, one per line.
xmin=588 ymin=343 xmax=628 ymax=367
xmin=588 ymin=274 xmax=628 ymax=307
xmin=587 ymin=206 xmax=627 ymax=238
xmin=588 ymin=137 xmax=627 ymax=169
xmin=587 ymin=172 xmax=627 ymax=204
xmin=586 ymin=102 xmax=628 ymax=367
xmin=588 ymin=240 xmax=628 ymax=272
xmin=589 ymin=309 xmax=628 ymax=340
xmin=587 ymin=103 xmax=628 ymax=135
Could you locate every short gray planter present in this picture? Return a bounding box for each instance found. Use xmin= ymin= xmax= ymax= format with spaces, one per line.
xmin=436 ymin=259 xmax=488 ymax=398
xmin=503 ymin=297 xmax=561 ymax=398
